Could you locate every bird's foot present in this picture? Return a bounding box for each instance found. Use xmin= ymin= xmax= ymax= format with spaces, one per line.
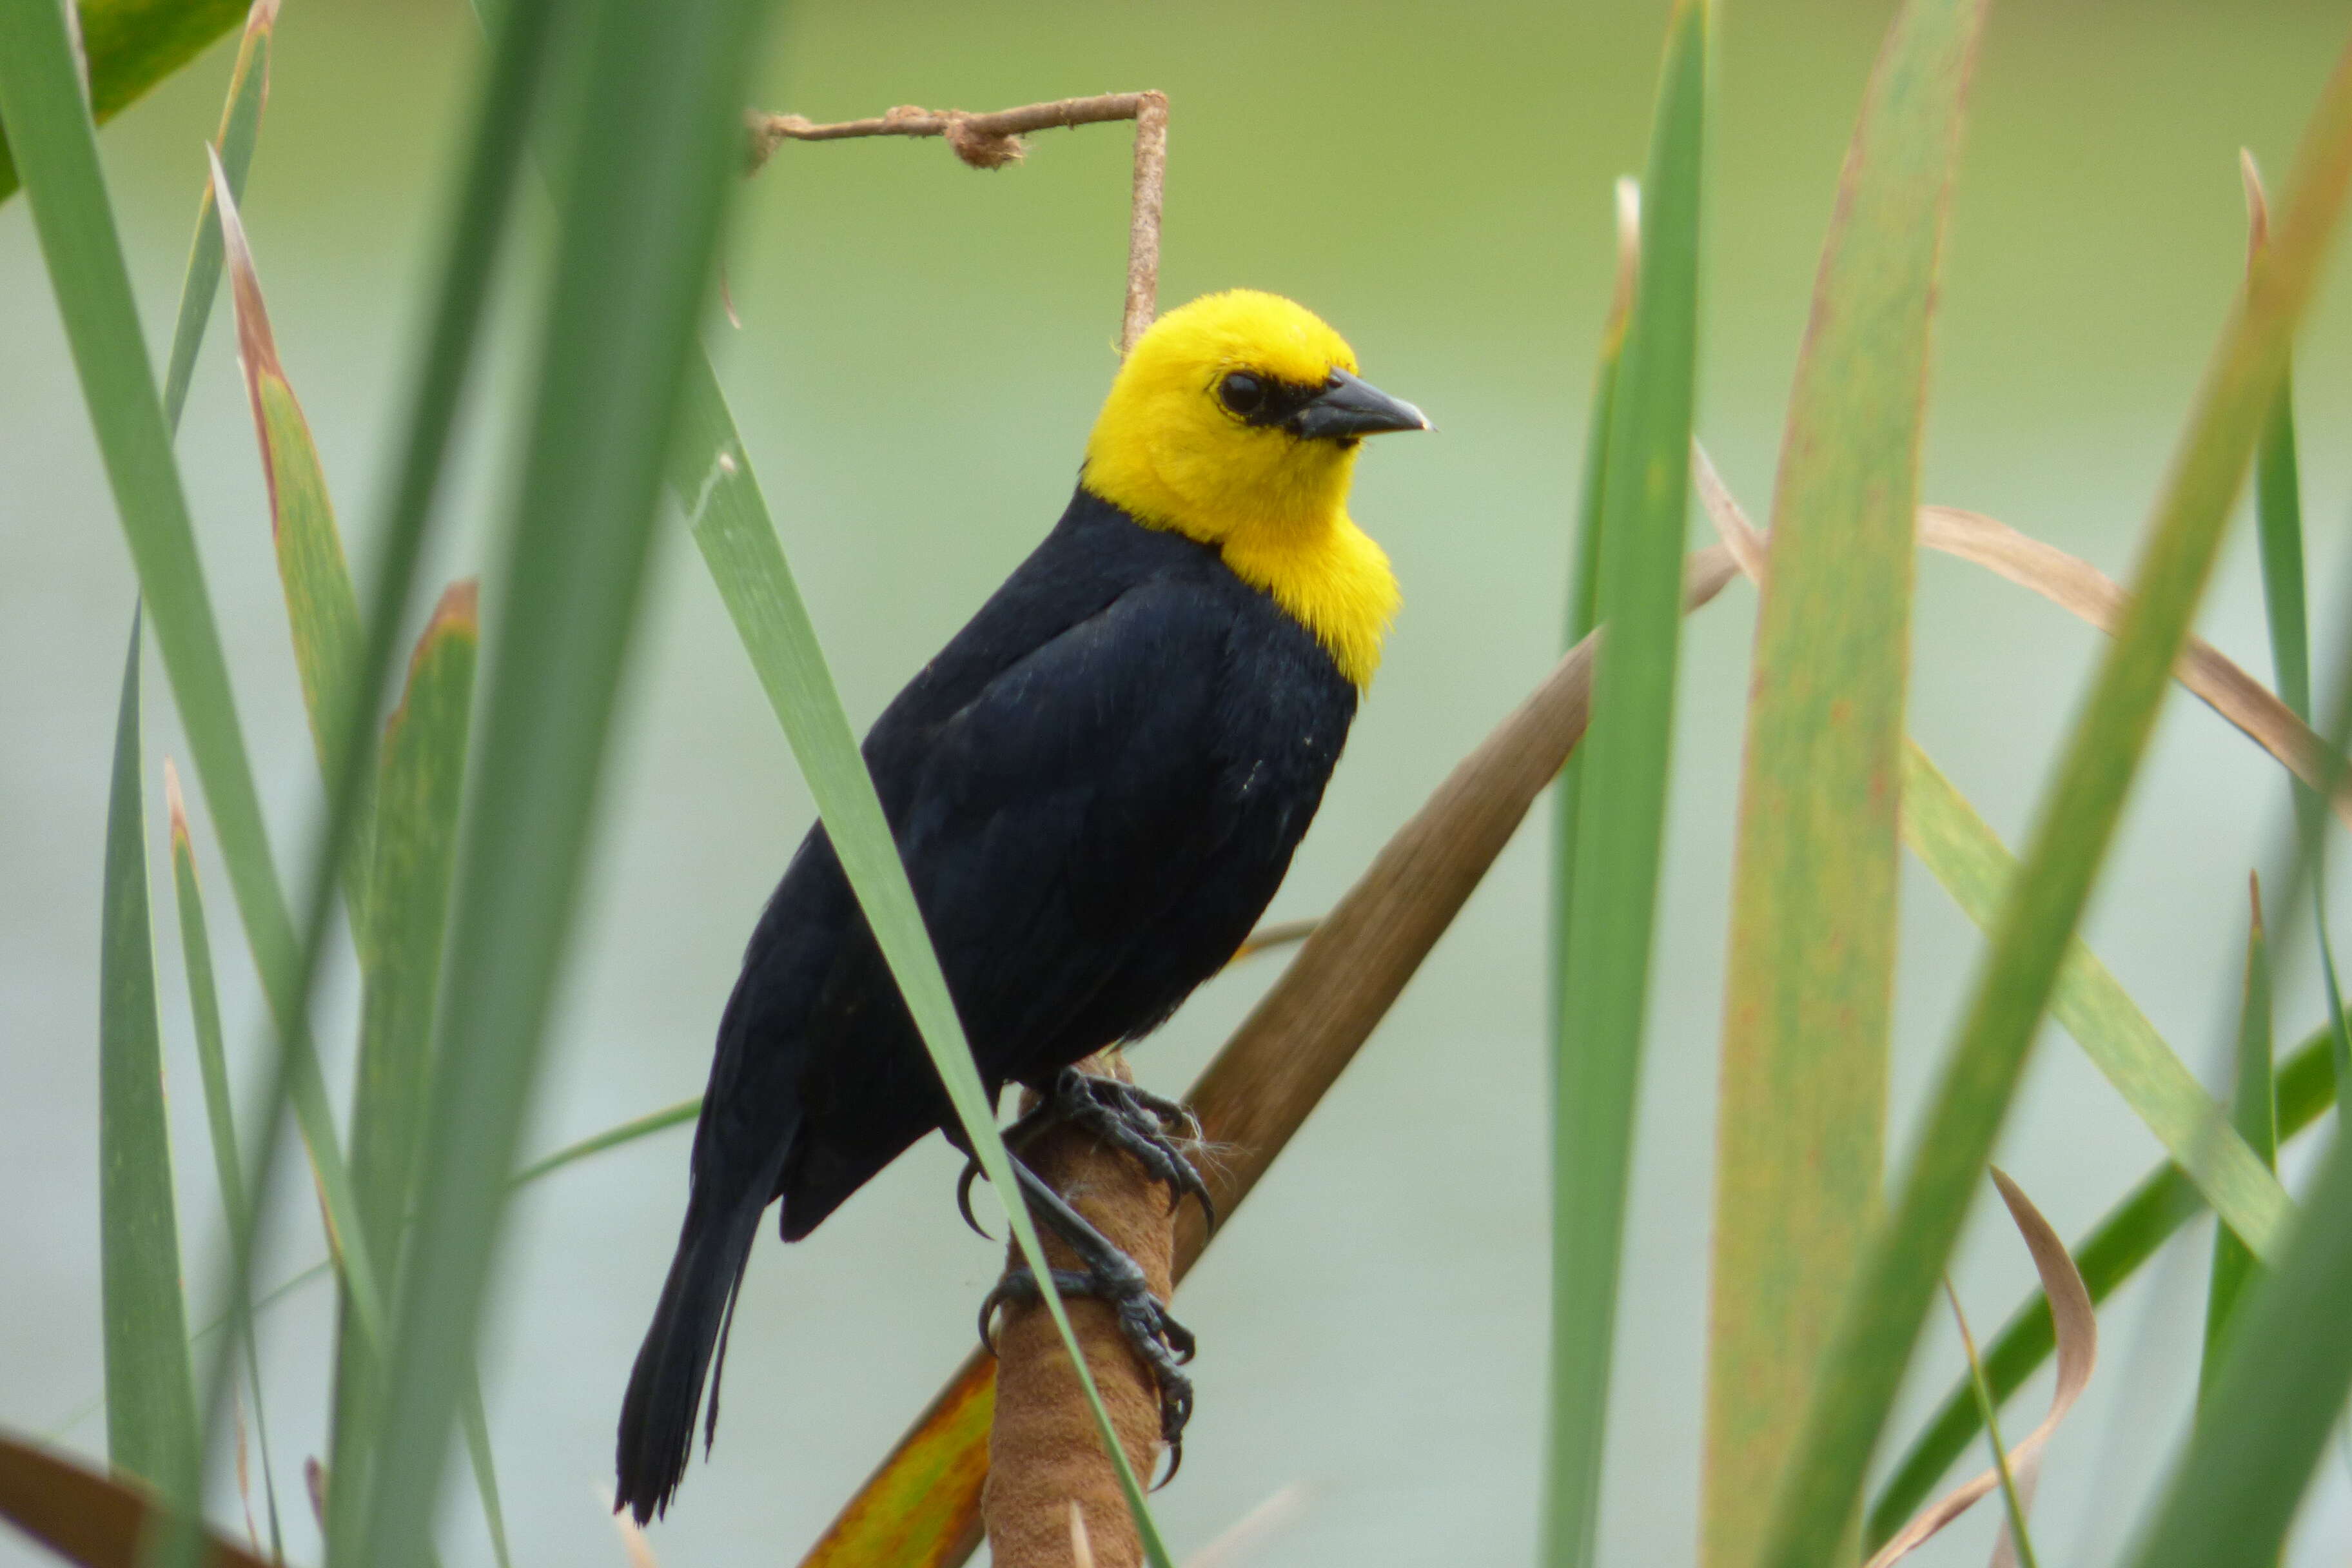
xmin=1043 ymin=1066 xmax=1216 ymax=1229
xmin=980 ymin=1262 xmax=1195 ymax=1467
xmin=953 ymin=1065 xmax=1214 ymax=1236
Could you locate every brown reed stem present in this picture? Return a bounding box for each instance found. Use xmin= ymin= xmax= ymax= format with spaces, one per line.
xmin=981 ymin=1052 xmax=1172 ymax=1568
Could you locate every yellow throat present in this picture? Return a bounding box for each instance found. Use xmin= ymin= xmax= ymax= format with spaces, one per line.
xmin=1079 ymin=289 xmax=1407 ymax=689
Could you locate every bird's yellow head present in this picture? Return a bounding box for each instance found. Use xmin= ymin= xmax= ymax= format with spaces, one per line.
xmin=1081 ymin=289 xmax=1426 ymax=687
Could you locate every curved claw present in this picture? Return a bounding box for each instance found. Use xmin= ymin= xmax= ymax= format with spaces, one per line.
xmin=956 ymin=1157 xmax=994 ymax=1239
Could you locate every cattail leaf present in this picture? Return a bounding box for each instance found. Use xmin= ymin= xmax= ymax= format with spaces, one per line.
xmin=1901 ymin=746 xmax=2290 ymax=1259
xmin=1702 ymin=4 xmax=1984 ymax=1556
xmin=1544 ymin=3 xmax=1709 ymax=1558
xmin=164 ymin=759 xmax=284 ymax=1561
xmin=97 ymin=611 xmax=202 ymax=1499
xmin=2199 ymin=883 xmax=2278 ymax=1408
xmin=326 ymin=583 xmax=480 ymax=1562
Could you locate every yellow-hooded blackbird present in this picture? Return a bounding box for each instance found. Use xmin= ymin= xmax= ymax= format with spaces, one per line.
xmin=616 ymin=289 xmax=1426 ymax=1520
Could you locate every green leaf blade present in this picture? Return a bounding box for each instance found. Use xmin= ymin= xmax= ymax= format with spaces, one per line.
xmin=328 ymin=584 xmax=480 ymax=1561
xmin=1701 ymin=4 xmax=1985 ymax=1556
xmin=2199 ymin=890 xmax=2277 ymax=1407
xmin=1901 ymin=744 xmax=2291 ymax=1256
xmin=97 ymin=612 xmax=201 ymax=1499
xmin=1544 ymin=4 xmax=1709 ymax=1562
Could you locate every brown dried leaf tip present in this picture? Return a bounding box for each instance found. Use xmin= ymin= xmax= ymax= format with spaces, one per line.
xmin=206 ymin=143 xmax=282 ymax=384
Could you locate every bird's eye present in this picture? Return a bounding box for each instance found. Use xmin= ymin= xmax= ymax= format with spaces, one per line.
xmin=1217 ymin=371 xmax=1267 ymax=418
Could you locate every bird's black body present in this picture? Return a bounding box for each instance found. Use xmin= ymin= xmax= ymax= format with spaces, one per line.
xmin=616 ymin=485 xmax=1358 ymax=1516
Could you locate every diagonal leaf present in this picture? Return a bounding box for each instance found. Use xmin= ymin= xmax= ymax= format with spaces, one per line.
xmin=1901 ymin=746 xmax=2290 ymax=1257
xmin=164 ymin=761 xmax=283 ymax=1562
xmin=1544 ymin=5 xmax=1709 ymax=1560
xmin=160 ymin=0 xmax=273 ymax=433
xmin=1868 ymin=1024 xmax=2336 ymax=1546
xmin=354 ymin=3 xmax=775 ymax=1565
xmin=97 ymin=610 xmax=201 ymax=1500
xmin=2199 ymin=881 xmax=2277 ymax=1409
xmin=798 ymin=1359 xmax=995 ymax=1568
xmin=1703 ymin=5 xmax=1984 ymax=1556
xmin=0 ymin=1432 xmax=271 ymax=1568
xmin=1760 ymin=37 xmax=2352 ymax=1564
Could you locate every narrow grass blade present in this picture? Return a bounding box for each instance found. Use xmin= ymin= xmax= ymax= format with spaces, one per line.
xmin=1703 ymin=5 xmax=1984 ymax=1556
xmin=326 ymin=584 xmax=480 ymax=1562
xmin=1544 ymin=6 xmax=1709 ymax=1560
xmin=1550 ymin=175 xmax=1640 ymax=1041
xmin=1868 ymin=1024 xmax=2337 ymax=1547
xmin=2200 ymin=883 xmax=2277 ymax=1408
xmin=164 ymin=763 xmax=283 ymax=1562
xmin=0 ymin=0 xmax=249 ymax=206
xmin=212 ymin=151 xmax=373 ymax=930
xmin=0 ymin=1433 xmax=273 ymax=1568
xmin=798 ymin=547 xmax=1747 ymax=1568
xmin=161 ymin=0 xmax=273 ymax=433
xmin=509 ymin=1096 xmax=700 ymax=1186
xmin=672 ymin=324 xmax=1176 ymax=1568
xmin=2124 ymin=1128 xmax=2352 ymax=1565
xmin=1761 ymin=39 xmax=2352 ymax=1567
xmin=354 ymin=3 xmax=775 ymax=1565
xmin=97 ymin=611 xmax=202 ymax=1499
xmin=1948 ymin=1286 xmax=2039 ymax=1568
xmin=1901 ymin=745 xmax=2289 ymax=1257
xmin=457 ymin=1372 xmax=513 ymax=1568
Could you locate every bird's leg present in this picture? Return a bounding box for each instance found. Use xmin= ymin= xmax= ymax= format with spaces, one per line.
xmin=978 ymin=1156 xmax=1195 ymax=1456
xmin=954 ymin=1064 xmax=1215 ymax=1234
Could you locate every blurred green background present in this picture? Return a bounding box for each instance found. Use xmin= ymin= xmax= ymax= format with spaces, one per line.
xmin=6 ymin=1 xmax=2352 ymax=1563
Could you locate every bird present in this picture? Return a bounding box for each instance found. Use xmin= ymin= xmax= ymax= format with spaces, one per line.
xmin=614 ymin=288 xmax=1427 ymax=1523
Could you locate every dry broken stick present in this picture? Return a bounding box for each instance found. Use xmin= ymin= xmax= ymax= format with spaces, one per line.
xmin=745 ymin=93 xmax=1170 ymax=355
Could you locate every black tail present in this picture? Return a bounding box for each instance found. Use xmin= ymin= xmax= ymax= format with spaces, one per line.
xmin=614 ymin=1142 xmax=790 ymax=1524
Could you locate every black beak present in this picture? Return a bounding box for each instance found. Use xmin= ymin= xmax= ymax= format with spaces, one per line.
xmin=1285 ymin=369 xmax=1431 ymax=442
